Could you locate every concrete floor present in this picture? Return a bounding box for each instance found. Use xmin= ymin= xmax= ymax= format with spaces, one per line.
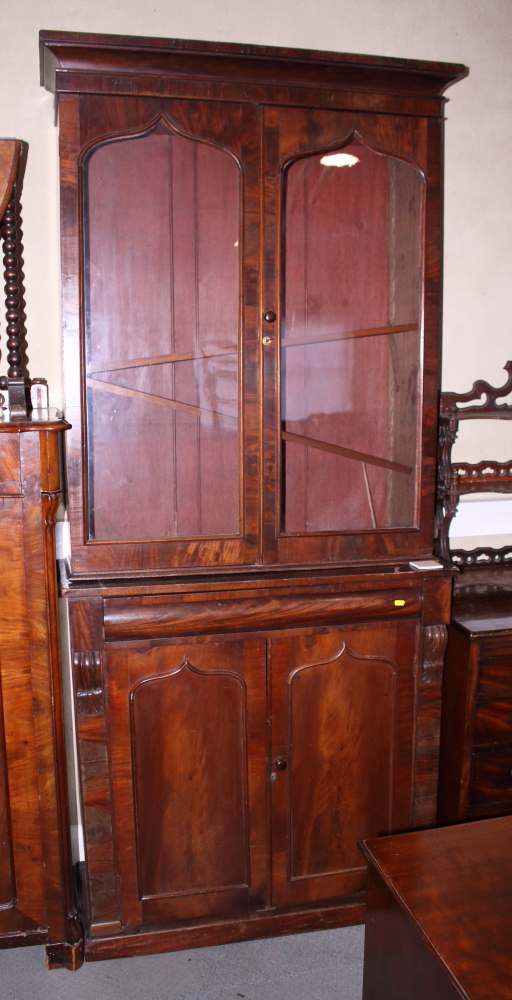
xmin=0 ymin=925 xmax=364 ymax=1000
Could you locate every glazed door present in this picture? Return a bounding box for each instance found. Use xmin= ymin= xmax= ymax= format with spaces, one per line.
xmin=65 ymin=96 xmax=260 ymax=577
xmin=104 ymin=635 xmax=268 ymax=926
xmin=269 ymin=622 xmax=419 ymax=906
xmin=262 ymin=106 xmax=437 ymax=566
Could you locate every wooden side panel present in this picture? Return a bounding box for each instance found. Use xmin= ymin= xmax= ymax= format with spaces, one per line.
xmin=270 ymin=622 xmax=418 ymax=907
xmin=0 ymin=661 xmax=14 ymax=908
xmin=0 ymin=498 xmax=46 ymax=932
xmin=437 ymin=625 xmax=478 ymax=824
xmin=69 ymin=597 xmax=121 ymax=937
xmin=105 ymin=637 xmax=267 ymax=926
xmin=412 ymin=624 xmax=447 ymax=827
xmin=362 ymin=816 xmax=512 ymax=1000
xmin=362 ymin=865 xmax=461 ymax=1000
xmin=19 ymin=430 xmax=82 ymax=967
xmin=0 ymin=425 xmax=81 ymax=966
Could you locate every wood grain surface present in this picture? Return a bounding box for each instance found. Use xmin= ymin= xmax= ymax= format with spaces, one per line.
xmin=38 ymin=29 xmax=464 ymax=963
xmin=361 ymin=816 xmax=512 ymax=1000
xmin=0 ymin=421 xmax=81 ymax=967
xmin=0 ymin=139 xmax=20 ymax=220
xmin=439 ymin=591 xmax=512 ymax=826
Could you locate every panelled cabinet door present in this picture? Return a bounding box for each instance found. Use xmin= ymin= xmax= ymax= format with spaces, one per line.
xmin=68 ymin=98 xmax=260 ymax=576
xmin=268 ymin=623 xmax=419 ymax=907
xmin=262 ymin=107 xmax=434 ymax=566
xmin=105 ymin=636 xmax=267 ymax=925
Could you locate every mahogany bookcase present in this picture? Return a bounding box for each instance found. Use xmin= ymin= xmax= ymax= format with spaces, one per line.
xmin=40 ymin=31 xmax=466 ymax=962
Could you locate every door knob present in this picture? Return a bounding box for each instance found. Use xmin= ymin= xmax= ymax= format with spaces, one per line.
xmin=274 ymin=758 xmax=287 ymax=770
xmin=264 ymin=310 xmax=276 ymax=322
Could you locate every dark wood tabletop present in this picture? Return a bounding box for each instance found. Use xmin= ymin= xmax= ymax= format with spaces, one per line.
xmin=360 ymin=816 xmax=512 ymax=1000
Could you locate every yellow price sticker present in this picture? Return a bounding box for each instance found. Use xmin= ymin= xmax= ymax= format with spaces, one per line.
xmin=394 ymin=599 xmax=405 ymax=606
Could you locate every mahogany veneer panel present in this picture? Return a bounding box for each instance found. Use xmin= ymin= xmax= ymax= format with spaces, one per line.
xmin=269 ymin=623 xmax=418 ymax=908
xmin=103 ymin=588 xmax=421 ymax=638
xmin=361 ymin=816 xmax=512 ymax=1000
xmin=438 ymin=592 xmax=512 ymax=825
xmin=0 ymin=433 xmax=21 ymax=495
xmin=0 ymin=418 xmax=81 ymax=968
xmin=109 ymin=639 xmax=267 ymax=923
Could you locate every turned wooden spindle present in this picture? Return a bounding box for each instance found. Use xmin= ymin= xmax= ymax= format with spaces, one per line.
xmin=0 ymin=139 xmax=41 ymax=415
xmin=1 ymin=191 xmax=23 ymax=377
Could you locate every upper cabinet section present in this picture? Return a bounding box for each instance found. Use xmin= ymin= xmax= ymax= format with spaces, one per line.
xmin=40 ymin=31 xmax=467 ymax=580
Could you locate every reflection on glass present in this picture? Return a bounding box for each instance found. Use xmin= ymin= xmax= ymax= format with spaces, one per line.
xmin=84 ymin=125 xmax=240 ymax=540
xmin=281 ymin=137 xmax=423 ymax=533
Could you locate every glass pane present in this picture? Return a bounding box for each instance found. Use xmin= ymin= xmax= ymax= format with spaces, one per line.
xmin=84 ymin=125 xmax=240 ymax=540
xmin=281 ymin=139 xmax=423 ymax=533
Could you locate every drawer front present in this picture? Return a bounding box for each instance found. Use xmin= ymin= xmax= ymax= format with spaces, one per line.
xmin=104 ymin=589 xmax=421 ymax=640
xmin=470 ymin=746 xmax=512 ymax=807
xmin=474 ymin=698 xmax=512 ymax=745
xmin=479 ymin=634 xmax=512 ymax=658
xmin=478 ymin=654 xmax=512 ymax=697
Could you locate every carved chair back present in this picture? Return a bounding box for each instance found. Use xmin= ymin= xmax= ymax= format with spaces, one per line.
xmin=436 ymin=362 xmax=512 ymax=569
xmin=0 ymin=138 xmax=48 ymax=415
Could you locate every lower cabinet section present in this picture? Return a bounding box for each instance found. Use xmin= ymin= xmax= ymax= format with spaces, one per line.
xmin=68 ymin=574 xmax=450 ymax=960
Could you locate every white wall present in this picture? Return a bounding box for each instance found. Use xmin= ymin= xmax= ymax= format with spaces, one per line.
xmin=1 ymin=0 xmax=511 ymax=535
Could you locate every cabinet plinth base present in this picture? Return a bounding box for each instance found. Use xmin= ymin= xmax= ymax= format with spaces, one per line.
xmin=83 ymin=897 xmax=365 ymax=962
xmin=45 ymin=937 xmax=85 ymax=971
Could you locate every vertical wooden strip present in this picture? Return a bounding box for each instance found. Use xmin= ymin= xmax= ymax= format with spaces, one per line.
xmin=69 ymin=596 xmax=121 ymax=935
xmin=173 ymin=132 xmax=201 ymax=535
xmin=194 ymin=141 xmax=202 ymax=534
xmin=0 ymin=638 xmax=15 ymax=908
xmin=437 ymin=627 xmax=478 ymax=824
xmin=168 ymin=137 xmax=178 ymax=537
xmin=261 ymin=105 xmax=280 ymax=562
xmin=412 ymin=625 xmax=448 ymax=827
xmin=19 ymin=429 xmax=82 ymax=963
xmin=0 ymin=493 xmax=45 ymax=926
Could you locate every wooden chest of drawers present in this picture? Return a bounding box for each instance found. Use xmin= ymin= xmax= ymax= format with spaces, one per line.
xmin=438 ymin=590 xmax=512 ymax=824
